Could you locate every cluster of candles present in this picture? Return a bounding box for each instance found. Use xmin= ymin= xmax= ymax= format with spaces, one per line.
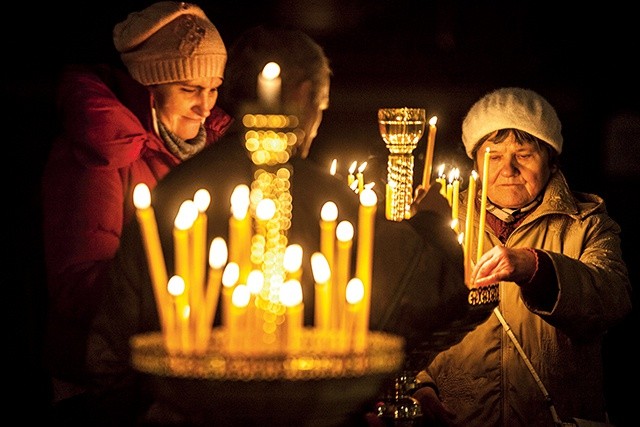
xmin=132 ymin=182 xmax=380 ymax=356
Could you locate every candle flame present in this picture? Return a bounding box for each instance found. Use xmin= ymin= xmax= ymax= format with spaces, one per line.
xmin=133 ymin=183 xmax=151 ymax=209
xmin=330 ymin=159 xmax=337 ymax=175
xmin=348 ymin=161 xmax=357 ymax=174
xmin=208 ymin=237 xmax=228 ymax=269
xmin=311 ymin=252 xmax=331 ymax=283
xmin=429 ymin=116 xmax=438 ymax=126
xmin=256 ymin=198 xmax=276 ymax=220
xmin=261 ymin=62 xmax=281 ymax=80
xmin=175 ymin=200 xmax=197 ymax=230
xmin=321 ymin=201 xmax=338 ymax=222
xmin=336 ymin=220 xmax=354 ymax=242
xmin=167 ymin=275 xmax=186 ymax=296
xmin=231 ymin=284 xmax=250 ymax=307
xmin=193 ymin=188 xmax=211 ymax=213
xmin=438 ymin=163 xmax=446 ymax=177
xmin=222 ymin=262 xmax=240 ymax=288
xmin=246 ymin=270 xmax=264 ymax=295
xmin=280 ymin=280 xmax=303 ymax=307
xmin=230 ymin=185 xmax=250 ymax=220
xmin=283 ymin=244 xmax=303 ymax=273
xmin=357 ymin=161 xmax=367 ymax=173
xmin=345 ymin=278 xmax=364 ymax=304
xmin=359 ymin=188 xmax=377 ymax=207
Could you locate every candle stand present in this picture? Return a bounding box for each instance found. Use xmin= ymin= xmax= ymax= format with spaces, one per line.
xmin=378 ymin=108 xmax=426 ymax=221
xmin=131 ymin=329 xmax=404 ymax=426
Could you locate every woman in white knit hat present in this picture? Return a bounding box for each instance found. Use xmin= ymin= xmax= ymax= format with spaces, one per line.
xmin=41 ymin=1 xmax=232 ymax=419
xmin=412 ymin=87 xmax=631 ymax=426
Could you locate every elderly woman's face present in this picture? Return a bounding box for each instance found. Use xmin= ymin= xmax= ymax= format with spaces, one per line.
xmin=149 ymin=77 xmax=223 ymax=140
xmin=476 ymin=131 xmax=554 ymax=209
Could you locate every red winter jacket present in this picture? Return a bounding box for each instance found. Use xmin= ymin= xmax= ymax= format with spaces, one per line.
xmin=41 ymin=64 xmax=232 ymax=382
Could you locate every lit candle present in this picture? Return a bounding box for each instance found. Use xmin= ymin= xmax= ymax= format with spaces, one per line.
xmin=464 ymin=171 xmax=478 ymax=285
xmin=355 ymin=188 xmax=377 ymax=337
xmin=191 ymin=189 xmax=210 ymax=325
xmin=281 ymin=279 xmax=304 ymax=353
xmin=311 ymin=252 xmax=331 ymax=330
xmin=451 ymin=168 xmax=460 ymax=232
xmin=334 ymin=220 xmax=354 ymax=330
xmin=436 ymin=164 xmax=447 ymax=197
xmin=133 ymin=183 xmax=172 ymax=342
xmin=257 ymin=61 xmax=281 ymax=111
xmin=221 ymin=262 xmax=240 ymax=328
xmin=228 ymin=283 xmax=250 ymax=353
xmin=357 ymin=161 xmax=367 ymax=194
xmin=347 ymin=161 xmax=357 ymax=187
xmin=477 ymin=148 xmax=491 ymax=264
xmin=345 ymin=278 xmax=365 ymax=352
xmin=283 ymin=243 xmax=303 ymax=283
xmin=330 ymin=158 xmax=337 ymax=176
xmin=174 ymin=201 xmax=197 ymax=300
xmin=167 ymin=275 xmax=191 ymax=354
xmin=197 ymin=237 xmax=228 ymax=352
xmin=320 ymin=201 xmax=338 ymax=289
xmin=229 ymin=185 xmax=251 ymax=283
xmin=421 ymin=116 xmax=438 ymax=188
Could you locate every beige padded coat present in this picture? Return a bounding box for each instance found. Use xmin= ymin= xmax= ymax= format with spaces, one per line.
xmin=420 ymin=170 xmax=632 ymax=426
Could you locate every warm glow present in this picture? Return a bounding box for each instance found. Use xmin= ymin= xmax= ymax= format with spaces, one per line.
xmin=261 ymin=61 xmax=281 ymax=80
xmin=280 ymin=279 xmax=303 ymax=307
xmin=133 ymin=183 xmax=151 ymax=209
xmin=283 ymin=244 xmax=303 ymax=273
xmin=246 ymin=270 xmax=264 ymax=295
xmin=321 ymin=201 xmax=338 ymax=222
xmin=345 ymin=278 xmax=364 ymax=304
xmin=429 ymin=116 xmax=438 ymax=126
xmin=208 ymin=237 xmax=228 ymax=269
xmin=311 ymin=252 xmax=331 ymax=283
xmin=193 ymin=189 xmax=211 ymax=213
xmin=230 ymin=185 xmax=250 ymax=220
xmin=175 ymin=200 xmax=198 ymax=230
xmin=359 ymin=188 xmax=377 ymax=207
xmin=256 ymin=198 xmax=276 ymax=220
xmin=231 ymin=284 xmax=251 ymax=307
xmin=357 ymin=161 xmax=367 ymax=173
xmin=222 ymin=262 xmax=240 ymax=288
xmin=336 ymin=221 xmax=354 ymax=241
xmin=330 ymin=159 xmax=337 ymax=175
xmin=167 ymin=275 xmax=186 ymax=297
xmin=438 ymin=163 xmax=445 ymax=177
xmin=348 ymin=161 xmax=357 ymax=175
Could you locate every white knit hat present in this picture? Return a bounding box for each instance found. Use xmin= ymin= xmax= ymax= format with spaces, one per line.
xmin=113 ymin=1 xmax=226 ymax=86
xmin=461 ymin=87 xmax=563 ymax=158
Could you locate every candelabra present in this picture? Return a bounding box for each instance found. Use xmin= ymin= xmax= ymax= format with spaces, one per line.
xmin=378 ymin=108 xmax=426 ymax=221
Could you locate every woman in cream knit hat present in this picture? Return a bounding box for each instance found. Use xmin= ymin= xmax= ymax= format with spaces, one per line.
xmin=41 ymin=2 xmax=232 ymax=419
xmin=413 ymin=87 xmax=631 ymax=426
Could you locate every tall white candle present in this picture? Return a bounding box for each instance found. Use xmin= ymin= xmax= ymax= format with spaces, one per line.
xmin=257 ymin=61 xmax=281 ymax=111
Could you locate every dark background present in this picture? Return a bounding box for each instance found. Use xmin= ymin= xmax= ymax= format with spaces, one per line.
xmin=5 ymin=1 xmax=638 ymax=424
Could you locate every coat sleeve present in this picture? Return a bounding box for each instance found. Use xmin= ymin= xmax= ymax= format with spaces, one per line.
xmin=523 ymin=212 xmax=632 ymax=340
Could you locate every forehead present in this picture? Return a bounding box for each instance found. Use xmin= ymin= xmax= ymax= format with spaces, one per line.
xmin=161 ymin=77 xmax=224 ymax=90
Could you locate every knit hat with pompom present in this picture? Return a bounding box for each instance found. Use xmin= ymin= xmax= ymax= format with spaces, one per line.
xmin=461 ymin=87 xmax=563 ymax=158
xmin=113 ymin=1 xmax=226 ymax=85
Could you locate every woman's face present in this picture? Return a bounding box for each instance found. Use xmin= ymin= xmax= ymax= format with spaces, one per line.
xmin=149 ymin=77 xmax=223 ymax=140
xmin=475 ymin=131 xmax=555 ymax=209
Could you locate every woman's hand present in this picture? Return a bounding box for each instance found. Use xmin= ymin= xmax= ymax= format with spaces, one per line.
xmin=412 ymin=386 xmax=455 ymax=426
xmin=472 ymin=246 xmax=537 ymax=288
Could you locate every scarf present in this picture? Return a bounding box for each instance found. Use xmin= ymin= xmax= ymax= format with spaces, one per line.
xmin=485 ymin=195 xmax=542 ymax=243
xmin=157 ymin=119 xmax=207 ymax=161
